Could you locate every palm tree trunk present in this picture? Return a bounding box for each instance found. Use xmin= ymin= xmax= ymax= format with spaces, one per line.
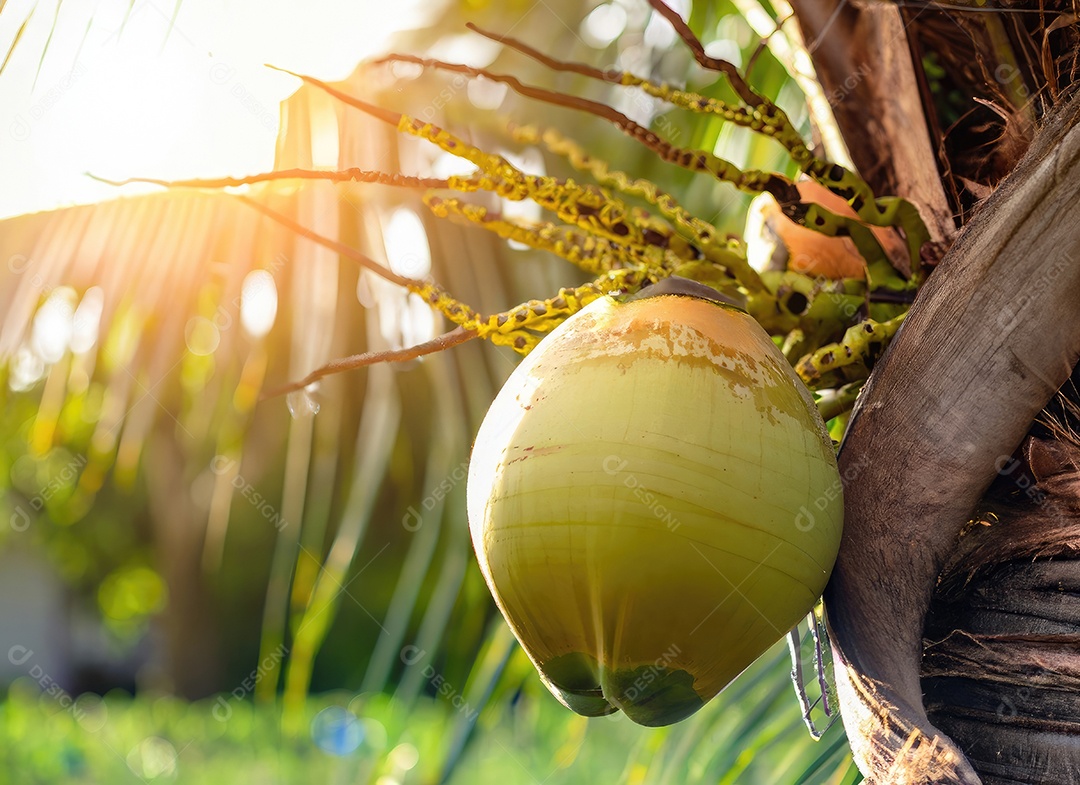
xmin=923 ymin=433 xmax=1080 ymax=784
xmin=823 ymin=87 xmax=1080 ymax=784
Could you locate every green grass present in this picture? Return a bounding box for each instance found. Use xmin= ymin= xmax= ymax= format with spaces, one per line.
xmin=0 ymin=641 xmax=861 ymax=785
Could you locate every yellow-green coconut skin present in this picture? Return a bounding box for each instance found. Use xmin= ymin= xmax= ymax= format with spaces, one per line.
xmin=466 ymin=291 xmax=843 ymax=726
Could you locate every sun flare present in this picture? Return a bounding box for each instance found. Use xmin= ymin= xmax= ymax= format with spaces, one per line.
xmin=0 ymin=0 xmax=431 ymax=220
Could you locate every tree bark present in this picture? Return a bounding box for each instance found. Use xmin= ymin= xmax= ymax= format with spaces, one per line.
xmin=922 ymin=435 xmax=1080 ymax=784
xmin=825 ymin=89 xmax=1080 ymax=783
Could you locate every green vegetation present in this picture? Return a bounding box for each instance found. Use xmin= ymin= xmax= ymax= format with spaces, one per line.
xmin=0 ymin=642 xmax=858 ymax=784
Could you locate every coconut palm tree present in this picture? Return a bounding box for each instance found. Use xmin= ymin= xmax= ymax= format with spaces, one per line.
xmin=2 ymin=1 xmax=1079 ymax=784
xmin=0 ymin=1 xmax=858 ymax=782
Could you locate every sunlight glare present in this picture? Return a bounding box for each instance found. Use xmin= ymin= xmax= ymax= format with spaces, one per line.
xmin=384 ymin=209 xmax=431 ymax=279
xmin=379 ymin=209 xmax=436 ymax=349
xmin=0 ymin=0 xmax=434 ymax=219
xmin=9 ymin=346 xmax=46 ymax=392
xmin=30 ymin=286 xmax=77 ymax=364
xmin=400 ymin=294 xmax=436 ymax=349
xmin=71 ymin=286 xmax=105 ymax=355
xmin=240 ymin=270 xmax=279 ymax=339
xmin=581 ymin=4 xmax=628 ymax=48
xmin=643 ymin=10 xmax=677 ymax=49
xmin=431 ymin=152 xmax=476 ymax=180
xmin=428 ymin=33 xmax=501 ymax=69
xmin=467 ymin=78 xmax=508 ymax=111
xmin=184 ymin=316 xmax=220 ymax=357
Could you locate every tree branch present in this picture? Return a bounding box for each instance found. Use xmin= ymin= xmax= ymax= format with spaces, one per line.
xmin=89 ymin=170 xmax=448 ymax=190
xmin=262 ymin=326 xmax=476 ymax=400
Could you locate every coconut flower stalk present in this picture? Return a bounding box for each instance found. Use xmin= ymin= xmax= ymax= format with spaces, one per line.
xmin=113 ymin=0 xmax=926 ymax=402
xmin=466 ymin=278 xmax=844 ymax=725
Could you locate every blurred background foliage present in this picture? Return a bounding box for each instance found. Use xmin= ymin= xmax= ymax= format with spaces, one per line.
xmin=0 ymin=0 xmax=858 ymax=781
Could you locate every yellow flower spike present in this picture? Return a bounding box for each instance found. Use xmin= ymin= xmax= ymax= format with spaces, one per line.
xmin=414 ymin=270 xmax=656 ymax=355
xmin=399 ymin=116 xmax=650 ymax=250
xmin=373 ymin=56 xmax=779 ymax=267
xmin=512 ymin=124 xmax=752 ymax=274
xmin=409 ymin=281 xmax=484 ymax=330
xmin=280 ymin=62 xmax=768 ymax=289
xmin=387 ymin=57 xmax=894 ymax=270
xmin=399 ymin=117 xmax=631 ymax=238
xmin=467 ymin=277 xmax=843 ymax=725
xmin=424 ymin=195 xmax=655 ymax=277
xmin=795 ymin=312 xmax=907 ymax=387
xmin=472 ymin=23 xmax=929 ymax=267
xmin=484 ymin=271 xmax=658 ymax=353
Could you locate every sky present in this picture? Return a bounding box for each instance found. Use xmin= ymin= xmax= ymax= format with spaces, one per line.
xmin=0 ymin=0 xmax=434 ymax=220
